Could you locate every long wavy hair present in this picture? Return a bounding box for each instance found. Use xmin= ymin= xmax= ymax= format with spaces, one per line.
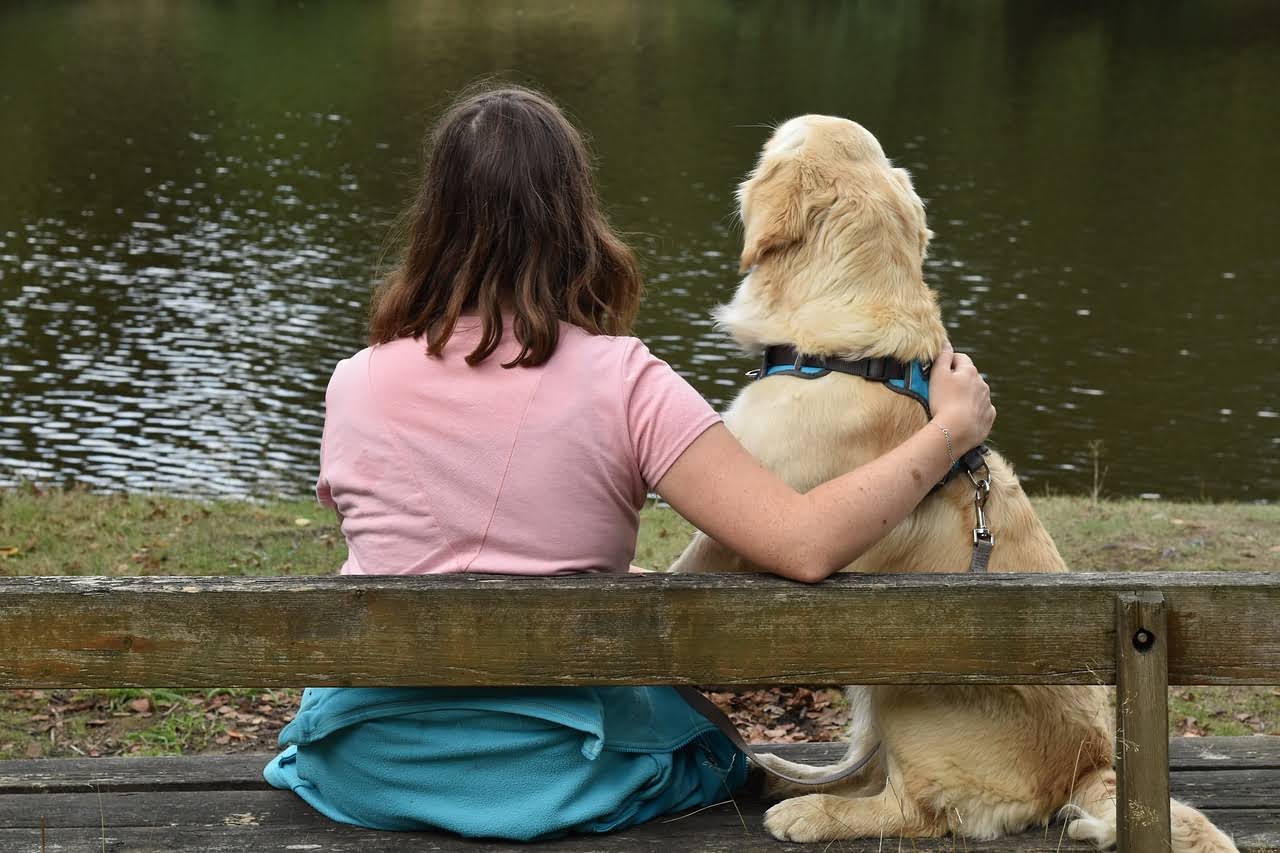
xmin=369 ymin=84 xmax=643 ymax=367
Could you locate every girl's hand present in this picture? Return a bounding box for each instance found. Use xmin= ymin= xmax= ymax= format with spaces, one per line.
xmin=928 ymin=342 xmax=995 ymax=450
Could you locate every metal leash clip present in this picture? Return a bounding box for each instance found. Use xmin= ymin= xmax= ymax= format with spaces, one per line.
xmin=967 ymin=467 xmax=995 ymax=572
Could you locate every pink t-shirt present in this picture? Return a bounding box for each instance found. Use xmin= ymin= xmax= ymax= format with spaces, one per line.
xmin=316 ymin=317 xmax=719 ymax=575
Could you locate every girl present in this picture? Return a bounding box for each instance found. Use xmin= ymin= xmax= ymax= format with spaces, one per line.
xmin=264 ymin=84 xmax=994 ymax=841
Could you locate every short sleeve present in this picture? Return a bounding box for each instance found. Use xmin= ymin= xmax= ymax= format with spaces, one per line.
xmin=316 ymin=474 xmax=335 ymax=508
xmin=621 ymin=339 xmax=722 ymax=487
xmin=315 ymin=362 xmax=340 ymax=509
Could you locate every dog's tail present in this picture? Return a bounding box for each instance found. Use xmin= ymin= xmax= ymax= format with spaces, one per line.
xmin=1061 ymin=768 xmax=1239 ymax=853
xmin=755 ymin=740 xmax=885 ymax=799
xmin=759 ymin=686 xmax=884 ymax=799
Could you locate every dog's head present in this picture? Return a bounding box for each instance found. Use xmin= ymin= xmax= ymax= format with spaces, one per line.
xmin=738 ymin=115 xmax=932 ymax=276
xmin=722 ymin=115 xmax=943 ymax=360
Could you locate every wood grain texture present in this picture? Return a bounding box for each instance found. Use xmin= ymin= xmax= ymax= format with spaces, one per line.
xmin=1116 ymin=592 xmax=1173 ymax=852
xmin=0 ymin=746 xmax=1273 ymax=852
xmin=1 ymin=816 xmax=1263 ymax=853
xmin=3 ymin=739 xmax=1274 ymax=794
xmin=0 ymin=795 xmax=1274 ymax=852
xmin=0 ymin=754 xmax=274 ymax=794
xmin=0 ymin=572 xmax=1276 ymax=688
xmin=0 ymin=768 xmax=1268 ymax=824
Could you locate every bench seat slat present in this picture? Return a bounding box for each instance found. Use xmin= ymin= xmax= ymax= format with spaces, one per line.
xmin=0 ymin=823 xmax=1099 ymax=852
xmin=3 ymin=737 xmax=1276 ymax=794
xmin=0 ymin=745 xmax=1274 ymax=851
xmin=1 ymin=801 xmax=1276 ymax=852
xmin=0 ymin=768 xmax=1273 ymax=828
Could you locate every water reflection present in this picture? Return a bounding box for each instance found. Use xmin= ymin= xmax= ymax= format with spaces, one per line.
xmin=0 ymin=0 xmax=1277 ymax=499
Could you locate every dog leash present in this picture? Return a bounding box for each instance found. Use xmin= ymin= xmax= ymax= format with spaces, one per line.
xmin=674 ymin=685 xmax=881 ymax=786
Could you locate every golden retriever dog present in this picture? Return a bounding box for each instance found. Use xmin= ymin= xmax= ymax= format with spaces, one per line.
xmin=670 ymin=115 xmax=1237 ymax=852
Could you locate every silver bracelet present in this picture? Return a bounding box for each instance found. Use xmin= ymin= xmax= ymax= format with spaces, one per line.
xmin=933 ymin=422 xmax=956 ymax=467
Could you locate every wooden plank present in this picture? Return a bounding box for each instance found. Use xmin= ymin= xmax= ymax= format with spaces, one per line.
xmin=0 ymin=790 xmax=1096 ymax=850
xmin=1116 ymin=592 xmax=1172 ymax=852
xmin=1167 ymin=768 xmax=1280 ymax=810
xmin=1 ymin=768 xmax=1272 ymax=827
xmin=0 ymin=796 xmax=1276 ymax=852
xmin=1169 ymin=736 xmax=1280 ymax=770
xmin=0 ymin=824 xmax=1098 ymax=853
xmin=2 ymin=738 xmax=1275 ymax=794
xmin=0 ymin=572 xmax=1276 ymax=688
xmin=0 ymin=753 xmax=274 ymax=794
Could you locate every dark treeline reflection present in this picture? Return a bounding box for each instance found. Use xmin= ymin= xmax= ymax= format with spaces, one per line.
xmin=0 ymin=1 xmax=1276 ymax=498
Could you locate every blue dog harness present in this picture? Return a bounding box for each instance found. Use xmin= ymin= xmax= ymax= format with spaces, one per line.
xmin=750 ymin=344 xmax=991 ymax=492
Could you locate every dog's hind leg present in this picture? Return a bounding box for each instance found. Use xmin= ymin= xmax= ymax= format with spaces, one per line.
xmin=763 ymin=782 xmax=944 ymax=843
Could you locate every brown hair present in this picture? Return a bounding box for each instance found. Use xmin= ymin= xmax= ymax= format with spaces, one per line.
xmin=369 ymin=84 xmax=643 ymax=367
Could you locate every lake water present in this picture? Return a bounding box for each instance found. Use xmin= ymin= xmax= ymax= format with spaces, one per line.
xmin=1 ymin=1 xmax=1277 ymax=500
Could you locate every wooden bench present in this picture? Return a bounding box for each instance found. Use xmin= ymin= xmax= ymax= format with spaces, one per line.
xmin=0 ymin=571 xmax=1276 ymax=852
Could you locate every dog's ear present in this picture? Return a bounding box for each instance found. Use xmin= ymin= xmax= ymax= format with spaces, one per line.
xmin=739 ymin=157 xmax=821 ymax=273
xmin=893 ymin=167 xmax=933 ymax=259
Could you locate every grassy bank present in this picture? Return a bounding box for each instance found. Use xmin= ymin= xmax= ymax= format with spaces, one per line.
xmin=3 ymin=487 xmax=1277 ymax=576
xmin=0 ymin=487 xmax=1275 ymax=759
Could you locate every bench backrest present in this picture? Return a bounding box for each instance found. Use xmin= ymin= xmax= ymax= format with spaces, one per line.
xmin=3 ymin=570 xmax=1276 ymax=853
xmin=1 ymin=571 xmax=1274 ymax=688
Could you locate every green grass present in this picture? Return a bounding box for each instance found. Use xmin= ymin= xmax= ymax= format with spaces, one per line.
xmin=3 ymin=484 xmax=1276 ymax=575
xmin=0 ymin=486 xmax=1276 ymax=757
xmin=1033 ymin=497 xmax=1280 ymax=573
xmin=0 ymin=485 xmax=341 ymax=575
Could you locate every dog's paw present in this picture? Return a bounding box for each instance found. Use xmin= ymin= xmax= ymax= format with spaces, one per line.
xmin=1062 ymin=808 xmax=1115 ymax=849
xmin=763 ymin=794 xmax=848 ymax=843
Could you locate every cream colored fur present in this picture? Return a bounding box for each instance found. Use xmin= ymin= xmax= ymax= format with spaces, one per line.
xmin=670 ymin=115 xmax=1238 ymax=852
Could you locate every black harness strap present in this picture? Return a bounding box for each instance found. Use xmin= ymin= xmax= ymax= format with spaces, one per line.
xmin=750 ymin=344 xmax=910 ymax=383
